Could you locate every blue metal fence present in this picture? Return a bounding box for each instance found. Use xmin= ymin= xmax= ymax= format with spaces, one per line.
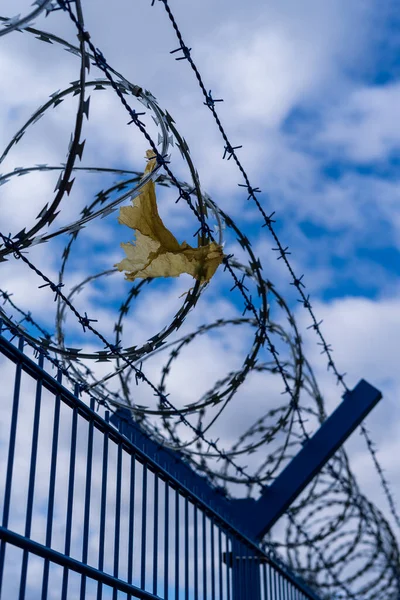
xmin=0 ymin=321 xmax=323 ymax=600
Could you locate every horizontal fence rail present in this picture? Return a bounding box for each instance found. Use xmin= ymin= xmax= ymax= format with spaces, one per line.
xmin=0 ymin=322 xmax=323 ymax=600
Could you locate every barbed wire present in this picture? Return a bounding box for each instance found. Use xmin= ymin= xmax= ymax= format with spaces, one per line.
xmin=0 ymin=2 xmax=306 ymax=434
xmin=2 ymin=283 xmax=399 ymax=598
xmin=0 ymin=2 xmax=398 ymax=597
xmin=149 ymin=0 xmax=400 ymax=535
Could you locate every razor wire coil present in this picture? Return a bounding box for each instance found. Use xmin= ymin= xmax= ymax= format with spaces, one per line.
xmin=0 ymin=3 xmax=399 ymax=598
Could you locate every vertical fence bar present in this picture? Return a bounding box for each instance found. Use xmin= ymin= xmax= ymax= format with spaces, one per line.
xmin=253 ymin=553 xmax=258 ymax=600
xmin=97 ymin=410 xmax=109 ymax=600
xmin=127 ymin=454 xmax=135 ymax=600
xmin=244 ymin=544 xmax=249 ymax=599
xmin=184 ymin=497 xmax=189 ymax=600
xmin=202 ymin=511 xmax=207 ymax=600
xmin=18 ymin=350 xmax=44 ymax=600
xmin=240 ymin=542 xmax=245 ymax=599
xmin=61 ymin=386 xmax=78 ymax=600
xmin=254 ymin=553 xmax=261 ymax=600
xmin=233 ymin=538 xmax=244 ymax=600
xmin=232 ymin=538 xmax=238 ymax=599
xmin=211 ymin=518 xmax=216 ymax=600
xmin=41 ymin=367 xmax=62 ymax=600
xmin=194 ymin=504 xmax=198 ymax=600
xmin=80 ymin=397 xmax=95 ymax=600
xmin=0 ymin=336 xmax=24 ymax=595
xmin=226 ymin=535 xmax=231 ymax=600
xmin=218 ymin=528 xmax=223 ymax=600
xmin=153 ymin=474 xmax=159 ymax=597
xmin=268 ymin=564 xmax=273 ymax=600
xmin=262 ymin=561 xmax=267 ymax=600
xmin=175 ymin=488 xmax=179 ymax=600
xmin=113 ymin=426 xmax=123 ymax=600
xmin=245 ymin=545 xmax=250 ymax=599
xmin=140 ymin=463 xmax=147 ymax=591
xmin=164 ymin=481 xmax=169 ymax=600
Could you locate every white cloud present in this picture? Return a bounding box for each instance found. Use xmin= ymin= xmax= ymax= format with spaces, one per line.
xmin=295 ymin=292 xmax=400 ymax=531
xmin=317 ymin=82 xmax=400 ymax=163
xmin=1 ymin=0 xmax=400 ymax=596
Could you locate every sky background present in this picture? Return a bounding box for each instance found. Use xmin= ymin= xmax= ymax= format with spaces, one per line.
xmin=1 ymin=0 xmax=400 ymax=595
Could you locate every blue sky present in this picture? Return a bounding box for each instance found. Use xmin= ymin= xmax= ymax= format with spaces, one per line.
xmin=1 ymin=0 xmax=400 ymax=597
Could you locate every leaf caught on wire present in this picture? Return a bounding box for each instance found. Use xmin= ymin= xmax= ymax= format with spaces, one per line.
xmin=115 ymin=150 xmax=223 ymax=282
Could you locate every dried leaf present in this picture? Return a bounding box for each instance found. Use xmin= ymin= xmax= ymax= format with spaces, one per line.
xmin=115 ymin=151 xmax=223 ymax=283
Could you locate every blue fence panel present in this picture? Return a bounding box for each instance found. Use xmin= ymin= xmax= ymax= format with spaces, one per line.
xmin=0 ymin=323 xmax=322 ymax=600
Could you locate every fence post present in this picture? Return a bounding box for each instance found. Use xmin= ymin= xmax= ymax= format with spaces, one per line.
xmin=230 ymin=539 xmax=261 ymax=600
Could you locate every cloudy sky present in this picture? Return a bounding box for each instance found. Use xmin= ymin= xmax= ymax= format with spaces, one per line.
xmin=1 ymin=0 xmax=400 ymax=596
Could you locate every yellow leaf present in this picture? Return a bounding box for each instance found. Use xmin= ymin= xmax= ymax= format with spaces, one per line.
xmin=115 ymin=150 xmax=224 ymax=283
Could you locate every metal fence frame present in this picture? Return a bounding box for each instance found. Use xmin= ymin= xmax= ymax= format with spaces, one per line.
xmin=0 ymin=320 xmax=322 ymax=600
